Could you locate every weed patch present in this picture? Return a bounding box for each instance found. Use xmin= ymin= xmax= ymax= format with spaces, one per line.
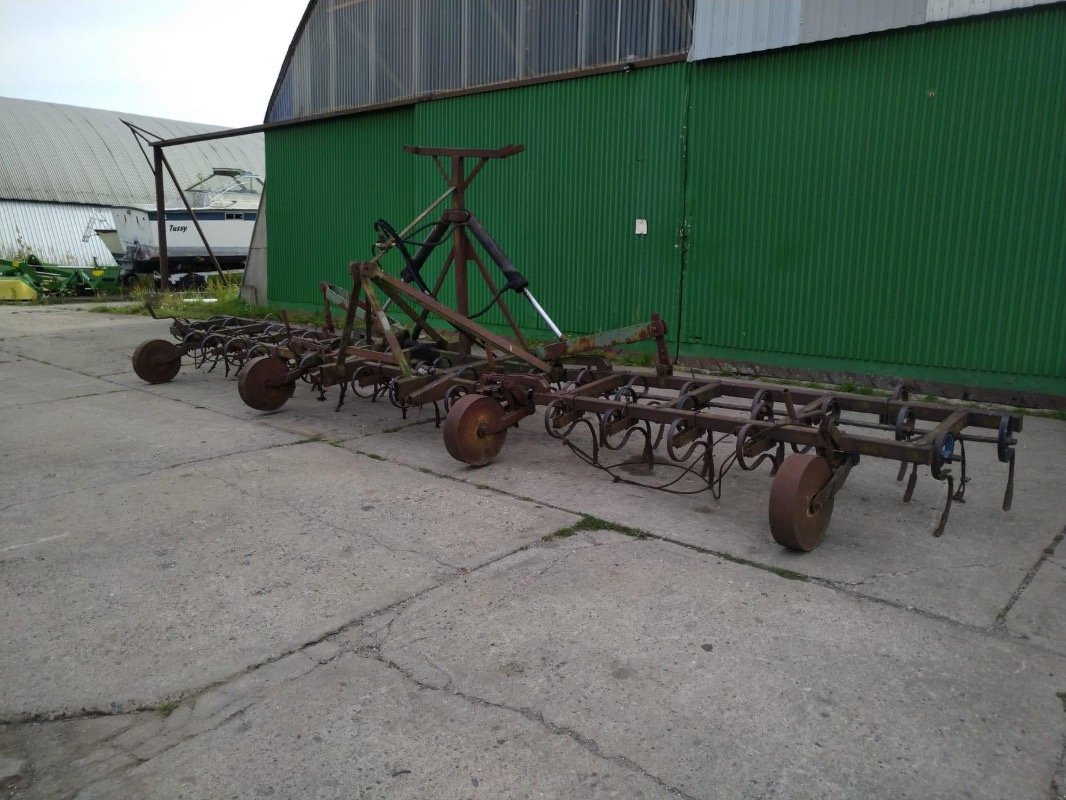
xmin=93 ymin=282 xmax=323 ymax=325
xmin=157 ymin=700 xmax=179 ymax=717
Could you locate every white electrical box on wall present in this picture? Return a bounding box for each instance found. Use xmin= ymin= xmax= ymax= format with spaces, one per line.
xmin=634 ymin=218 xmax=648 ymax=235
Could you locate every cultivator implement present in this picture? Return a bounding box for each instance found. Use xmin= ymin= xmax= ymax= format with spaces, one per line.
xmin=456 ymin=372 xmax=1021 ymax=550
xmin=132 ymin=310 xmax=338 ymax=385
xmin=131 ymin=144 xmax=1022 ymax=551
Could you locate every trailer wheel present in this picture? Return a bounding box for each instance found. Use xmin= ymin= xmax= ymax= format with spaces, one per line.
xmin=132 ymin=339 xmax=181 ymax=384
xmin=238 ymin=356 xmax=294 ymax=412
xmin=768 ymin=454 xmax=835 ymax=551
xmin=443 ymin=394 xmax=507 ymax=466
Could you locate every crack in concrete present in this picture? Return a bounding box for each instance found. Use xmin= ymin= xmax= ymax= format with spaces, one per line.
xmin=0 ymin=521 xmax=564 ymax=724
xmin=0 ymin=386 xmax=128 ymax=411
xmin=0 ymin=350 xmax=124 ymax=383
xmin=994 ymin=525 xmax=1066 ymax=630
xmin=0 ymin=436 xmax=323 ymax=517
xmin=80 ymin=702 xmax=257 ymax=794
xmin=362 ymin=649 xmax=701 ymax=800
xmin=0 ymin=705 xmax=156 ymax=726
xmin=521 ymin=537 xmax=637 ymax=591
xmin=841 ymin=562 xmax=995 ymax=586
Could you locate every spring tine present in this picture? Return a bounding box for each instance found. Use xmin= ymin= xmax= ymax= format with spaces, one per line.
xmin=782 ymin=388 xmax=798 ymax=422
xmin=701 ymin=440 xmax=715 ymax=478
xmin=281 ymin=310 xmax=292 ymax=343
xmin=1002 ymin=452 xmax=1016 ymax=512
xmin=932 ymin=475 xmax=955 ymax=537
xmin=903 ymin=463 xmax=918 ymax=502
xmin=896 ymin=460 xmax=908 ymax=482
xmin=769 ymin=441 xmax=785 ymax=476
xmin=952 ymin=438 xmax=968 ymax=502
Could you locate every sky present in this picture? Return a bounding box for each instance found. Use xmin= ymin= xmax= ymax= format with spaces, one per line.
xmin=0 ymin=0 xmax=307 ymax=127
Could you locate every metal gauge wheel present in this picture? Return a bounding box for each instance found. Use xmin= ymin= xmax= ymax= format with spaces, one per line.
xmin=132 ymin=339 xmax=181 ymax=384
xmin=768 ymin=454 xmax=835 ymax=551
xmin=443 ymin=393 xmax=508 ymax=466
xmin=237 ymin=356 xmax=295 ymax=411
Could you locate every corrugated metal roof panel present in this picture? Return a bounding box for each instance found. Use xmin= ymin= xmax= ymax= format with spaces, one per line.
xmin=799 ymin=0 xmax=928 ymax=41
xmin=927 ymin=0 xmax=1051 ymax=20
xmin=0 ymin=200 xmax=118 ymax=266
xmin=0 ymin=97 xmax=264 ymax=207
xmin=689 ymin=0 xmax=1061 ymax=60
xmin=694 ymin=0 xmax=801 ymax=57
xmin=266 ymin=0 xmax=695 ymax=123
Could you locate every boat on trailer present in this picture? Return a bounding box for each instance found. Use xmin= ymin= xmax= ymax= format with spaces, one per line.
xmin=94 ymin=168 xmax=263 ymax=288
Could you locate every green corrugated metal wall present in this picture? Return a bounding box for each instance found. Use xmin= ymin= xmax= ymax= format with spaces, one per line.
xmin=266 ymin=5 xmax=1065 ymax=395
xmin=266 ymin=108 xmax=417 ymax=304
xmin=682 ymin=4 xmax=1065 ymax=395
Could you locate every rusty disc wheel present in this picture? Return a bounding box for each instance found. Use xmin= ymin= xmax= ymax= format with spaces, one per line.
xmin=768 ymin=454 xmax=835 ymax=551
xmin=443 ymin=393 xmax=508 ymax=466
xmin=132 ymin=339 xmax=181 ymax=384
xmin=237 ymin=356 xmax=294 ymax=412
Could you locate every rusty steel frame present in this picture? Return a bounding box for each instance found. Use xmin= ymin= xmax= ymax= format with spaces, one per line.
xmin=230 ymin=144 xmax=670 ymax=413
xmin=129 ymin=142 xmax=1024 ymax=551
xmin=446 ymin=368 xmax=1022 ymax=545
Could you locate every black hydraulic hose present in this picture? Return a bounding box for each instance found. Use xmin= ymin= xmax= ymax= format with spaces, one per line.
xmin=468 ymin=287 xmax=507 ymax=320
xmin=373 ymin=219 xmax=429 ymax=294
xmin=406 ymin=218 xmax=452 ymax=276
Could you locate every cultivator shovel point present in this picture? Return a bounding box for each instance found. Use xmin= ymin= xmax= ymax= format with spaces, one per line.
xmin=130 ymin=144 xmax=1023 ymax=552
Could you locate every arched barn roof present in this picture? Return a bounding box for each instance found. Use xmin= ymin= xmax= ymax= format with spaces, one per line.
xmin=0 ymin=96 xmax=264 ymax=208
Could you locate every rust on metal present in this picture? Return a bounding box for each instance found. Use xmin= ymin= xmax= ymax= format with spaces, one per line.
xmin=768 ymin=454 xmax=835 ymax=551
xmin=443 ymin=394 xmax=509 ymax=466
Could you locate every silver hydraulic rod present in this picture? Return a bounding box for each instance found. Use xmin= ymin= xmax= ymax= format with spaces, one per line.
xmin=522 ymin=289 xmax=563 ymax=339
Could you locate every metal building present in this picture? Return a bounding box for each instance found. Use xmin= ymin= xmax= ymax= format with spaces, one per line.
xmin=255 ymin=0 xmax=1064 ymax=399
xmin=0 ymin=97 xmax=264 ymax=267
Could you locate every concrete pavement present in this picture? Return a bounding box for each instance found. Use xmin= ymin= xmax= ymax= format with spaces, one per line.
xmin=0 ymin=304 xmax=1063 ymax=799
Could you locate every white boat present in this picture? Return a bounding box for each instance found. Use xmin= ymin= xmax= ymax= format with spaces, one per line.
xmin=94 ymin=168 xmax=263 ymax=287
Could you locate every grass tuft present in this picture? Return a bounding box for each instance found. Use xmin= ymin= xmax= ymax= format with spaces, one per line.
xmin=547 ymin=515 xmax=645 ymax=540
xmin=158 ymin=700 xmax=179 ymax=717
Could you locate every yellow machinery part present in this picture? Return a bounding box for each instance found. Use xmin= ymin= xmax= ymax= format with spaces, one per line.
xmin=0 ymin=276 xmax=38 ymax=301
